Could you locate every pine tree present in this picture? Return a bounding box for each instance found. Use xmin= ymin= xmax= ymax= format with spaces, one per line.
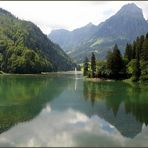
xmin=136 ymin=35 xmax=144 ymax=59
xmin=91 ymin=52 xmax=96 ymax=78
xmin=141 ymin=37 xmax=148 ymax=61
xmin=112 ymin=44 xmax=123 ymax=77
xmin=124 ymin=43 xmax=132 ymax=62
xmin=140 ymin=34 xmax=148 ymax=81
xmin=107 ymin=44 xmax=123 ymax=78
xmin=134 ymin=42 xmax=141 ymax=81
xmin=132 ymin=41 xmax=136 ymax=59
xmin=83 ymin=56 xmax=89 ymax=76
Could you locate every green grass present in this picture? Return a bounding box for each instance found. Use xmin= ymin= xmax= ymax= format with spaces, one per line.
xmin=90 ymin=39 xmax=104 ymax=47
xmin=0 ymin=71 xmax=6 ymax=74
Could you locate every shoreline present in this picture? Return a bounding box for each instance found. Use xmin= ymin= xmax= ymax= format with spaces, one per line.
xmin=41 ymin=71 xmax=82 ymax=75
xmin=0 ymin=71 xmax=83 ymax=76
xmin=84 ymin=77 xmax=144 ymax=85
xmin=85 ymin=77 xmax=114 ymax=82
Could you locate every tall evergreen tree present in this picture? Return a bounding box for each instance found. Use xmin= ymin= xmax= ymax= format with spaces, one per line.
xmin=112 ymin=44 xmax=123 ymax=77
xmin=136 ymin=35 xmax=144 ymax=59
xmin=124 ymin=43 xmax=132 ymax=62
xmin=140 ymin=34 xmax=148 ymax=81
xmin=132 ymin=41 xmax=136 ymax=59
xmin=83 ymin=56 xmax=89 ymax=76
xmin=107 ymin=44 xmax=123 ymax=78
xmin=134 ymin=43 xmax=141 ymax=81
xmin=141 ymin=37 xmax=148 ymax=61
xmin=91 ymin=52 xmax=96 ymax=78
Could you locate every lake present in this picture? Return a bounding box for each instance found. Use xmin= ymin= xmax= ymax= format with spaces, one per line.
xmin=0 ymin=74 xmax=147 ymax=147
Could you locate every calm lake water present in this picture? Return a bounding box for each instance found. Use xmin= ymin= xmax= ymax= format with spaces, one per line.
xmin=0 ymin=74 xmax=148 ymax=147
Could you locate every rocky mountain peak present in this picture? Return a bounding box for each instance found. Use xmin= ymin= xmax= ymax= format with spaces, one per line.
xmin=116 ymin=3 xmax=144 ymax=19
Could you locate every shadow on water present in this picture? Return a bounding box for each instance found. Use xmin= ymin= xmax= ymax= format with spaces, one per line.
xmin=0 ymin=75 xmax=70 ymax=134
xmin=83 ymin=80 xmax=148 ymax=138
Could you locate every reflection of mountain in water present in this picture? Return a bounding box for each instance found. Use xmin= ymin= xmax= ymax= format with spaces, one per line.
xmin=89 ymin=102 xmax=142 ymax=138
xmin=0 ymin=75 xmax=69 ymax=134
xmin=3 ymin=75 xmax=145 ymax=139
xmin=50 ymin=79 xmax=148 ymax=138
xmin=83 ymin=81 xmax=148 ymax=138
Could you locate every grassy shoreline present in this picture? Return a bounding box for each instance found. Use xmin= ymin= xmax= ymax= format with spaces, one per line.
xmin=84 ymin=77 xmax=114 ymax=82
xmin=84 ymin=77 xmax=139 ymax=83
xmin=84 ymin=77 xmax=148 ymax=87
xmin=0 ymin=71 xmax=83 ymax=76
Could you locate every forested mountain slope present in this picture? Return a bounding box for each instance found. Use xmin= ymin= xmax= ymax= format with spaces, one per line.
xmin=0 ymin=8 xmax=75 ymax=73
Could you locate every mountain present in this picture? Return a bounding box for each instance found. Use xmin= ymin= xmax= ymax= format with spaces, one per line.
xmin=49 ymin=3 xmax=148 ymax=63
xmin=49 ymin=23 xmax=97 ymax=53
xmin=0 ymin=8 xmax=76 ymax=73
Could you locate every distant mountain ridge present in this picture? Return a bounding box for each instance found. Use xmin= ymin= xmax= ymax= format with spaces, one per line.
xmin=49 ymin=3 xmax=148 ymax=63
xmin=50 ymin=23 xmax=97 ymax=53
xmin=0 ymin=8 xmax=76 ymax=73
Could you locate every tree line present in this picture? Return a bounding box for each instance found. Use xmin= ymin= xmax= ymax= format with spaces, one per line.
xmin=83 ymin=33 xmax=148 ymax=82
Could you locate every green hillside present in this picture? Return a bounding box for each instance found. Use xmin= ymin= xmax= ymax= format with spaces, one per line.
xmin=0 ymin=8 xmax=75 ymax=74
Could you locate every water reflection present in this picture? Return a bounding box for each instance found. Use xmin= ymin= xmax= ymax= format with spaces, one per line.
xmin=0 ymin=75 xmax=148 ymax=146
xmin=83 ymin=80 xmax=148 ymax=138
xmin=0 ymin=107 xmax=123 ymax=147
xmin=0 ymin=75 xmax=70 ymax=134
xmin=0 ymin=105 xmax=148 ymax=147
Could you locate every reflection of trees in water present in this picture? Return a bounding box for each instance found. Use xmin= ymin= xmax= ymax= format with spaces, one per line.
xmin=83 ymin=81 xmax=145 ymax=138
xmin=124 ymin=83 xmax=148 ymax=125
xmin=0 ymin=75 xmax=69 ymax=134
xmin=0 ymin=76 xmax=49 ymax=103
xmin=83 ymin=81 xmax=125 ymax=117
xmin=83 ymin=80 xmax=148 ymax=125
xmin=83 ymin=81 xmax=112 ymax=106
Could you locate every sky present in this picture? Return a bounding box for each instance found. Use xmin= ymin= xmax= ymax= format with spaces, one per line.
xmin=0 ymin=1 xmax=148 ymax=35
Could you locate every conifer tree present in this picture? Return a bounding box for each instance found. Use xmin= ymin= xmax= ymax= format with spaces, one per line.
xmin=91 ymin=52 xmax=96 ymax=78
xmin=83 ymin=56 xmax=89 ymax=76
xmin=107 ymin=44 xmax=123 ymax=78
xmin=132 ymin=41 xmax=136 ymax=59
xmin=141 ymin=37 xmax=148 ymax=61
xmin=124 ymin=43 xmax=132 ymax=62
xmin=134 ymin=43 xmax=141 ymax=81
xmin=136 ymin=35 xmax=144 ymax=58
xmin=140 ymin=34 xmax=148 ymax=81
xmin=112 ymin=44 xmax=123 ymax=77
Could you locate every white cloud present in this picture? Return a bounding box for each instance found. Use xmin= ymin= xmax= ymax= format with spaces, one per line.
xmin=0 ymin=106 xmax=123 ymax=147
xmin=0 ymin=1 xmax=147 ymax=34
xmin=0 ymin=105 xmax=147 ymax=147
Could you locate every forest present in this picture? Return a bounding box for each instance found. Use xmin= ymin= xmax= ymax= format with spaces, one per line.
xmin=83 ymin=33 xmax=148 ymax=82
xmin=0 ymin=8 xmax=75 ymax=74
